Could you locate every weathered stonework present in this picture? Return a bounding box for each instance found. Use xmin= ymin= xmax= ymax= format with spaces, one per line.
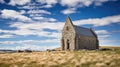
xmin=61 ymin=16 xmax=99 ymax=50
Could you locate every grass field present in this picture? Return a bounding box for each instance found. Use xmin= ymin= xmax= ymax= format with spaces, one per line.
xmin=0 ymin=46 xmax=120 ymax=67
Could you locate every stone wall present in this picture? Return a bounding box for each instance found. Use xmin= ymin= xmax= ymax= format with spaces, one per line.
xmin=76 ymin=36 xmax=99 ymax=50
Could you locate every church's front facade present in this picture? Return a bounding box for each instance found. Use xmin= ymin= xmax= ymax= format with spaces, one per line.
xmin=61 ymin=16 xmax=99 ymax=50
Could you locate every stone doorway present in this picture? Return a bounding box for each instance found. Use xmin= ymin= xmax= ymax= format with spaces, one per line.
xmin=67 ymin=39 xmax=70 ymax=50
xmin=62 ymin=39 xmax=65 ymax=50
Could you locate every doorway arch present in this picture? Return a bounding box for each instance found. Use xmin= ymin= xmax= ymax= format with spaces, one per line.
xmin=67 ymin=39 xmax=70 ymax=50
xmin=62 ymin=39 xmax=65 ymax=50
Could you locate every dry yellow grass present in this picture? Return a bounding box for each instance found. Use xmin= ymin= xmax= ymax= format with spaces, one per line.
xmin=0 ymin=47 xmax=120 ymax=67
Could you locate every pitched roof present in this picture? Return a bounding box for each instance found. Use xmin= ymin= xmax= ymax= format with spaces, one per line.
xmin=74 ymin=25 xmax=95 ymax=37
xmin=65 ymin=16 xmax=97 ymax=37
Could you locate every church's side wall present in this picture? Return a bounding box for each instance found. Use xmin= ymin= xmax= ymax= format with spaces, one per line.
xmin=77 ymin=36 xmax=98 ymax=50
xmin=96 ymin=39 xmax=99 ymax=49
xmin=62 ymin=35 xmax=99 ymax=50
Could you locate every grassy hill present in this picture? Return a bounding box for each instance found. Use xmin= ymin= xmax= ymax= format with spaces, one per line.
xmin=0 ymin=46 xmax=120 ymax=67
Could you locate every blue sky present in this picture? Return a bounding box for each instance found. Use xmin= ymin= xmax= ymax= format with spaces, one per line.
xmin=0 ymin=0 xmax=120 ymax=50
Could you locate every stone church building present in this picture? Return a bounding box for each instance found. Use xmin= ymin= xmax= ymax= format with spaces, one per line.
xmin=61 ymin=16 xmax=99 ymax=50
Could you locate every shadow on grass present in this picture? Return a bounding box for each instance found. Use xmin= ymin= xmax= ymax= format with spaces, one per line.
xmin=100 ymin=48 xmax=112 ymax=51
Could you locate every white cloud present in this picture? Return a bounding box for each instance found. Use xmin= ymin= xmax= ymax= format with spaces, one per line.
xmin=0 ymin=38 xmax=60 ymax=50
xmin=60 ymin=0 xmax=90 ymax=7
xmin=33 ymin=17 xmax=57 ymax=21
xmin=0 ymin=39 xmax=60 ymax=50
xmin=0 ymin=39 xmax=59 ymax=45
xmin=47 ymin=32 xmax=61 ymax=39
xmin=0 ymin=9 xmax=32 ymax=21
xmin=74 ymin=15 xmax=120 ymax=26
xmin=94 ymin=30 xmax=111 ymax=43
xmin=18 ymin=3 xmax=53 ymax=22
xmin=98 ymin=35 xmax=110 ymax=39
xmin=35 ymin=0 xmax=58 ymax=9
xmin=41 ymin=4 xmax=53 ymax=8
xmin=95 ymin=30 xmax=110 ymax=34
xmin=33 ymin=17 xmax=45 ymax=20
xmin=37 ymin=0 xmax=57 ymax=5
xmin=61 ymin=8 xmax=77 ymax=14
xmin=60 ymin=0 xmax=116 ymax=8
xmin=100 ymin=39 xmax=120 ymax=43
xmin=27 ymin=9 xmax=51 ymax=15
xmin=29 ymin=14 xmax=42 ymax=17
xmin=0 ymin=0 xmax=4 ymax=3
xmin=0 ymin=34 xmax=14 ymax=38
xmin=10 ymin=22 xmax=64 ymax=31
xmin=20 ymin=10 xmax=26 ymax=14
xmin=0 ymin=29 xmax=51 ymax=37
xmin=14 ymin=45 xmax=59 ymax=51
xmin=18 ymin=5 xmax=35 ymax=9
xmin=18 ymin=2 xmax=52 ymax=9
xmin=112 ymin=30 xmax=120 ymax=33
xmin=93 ymin=0 xmax=117 ymax=6
xmin=95 ymin=30 xmax=111 ymax=40
xmin=49 ymin=18 xmax=57 ymax=22
xmin=60 ymin=0 xmax=117 ymax=14
xmin=0 ymin=21 xmax=62 ymax=38
xmin=9 ymin=0 xmax=31 ymax=6
xmin=99 ymin=39 xmax=120 ymax=46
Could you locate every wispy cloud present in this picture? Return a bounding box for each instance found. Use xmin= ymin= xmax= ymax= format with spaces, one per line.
xmin=98 ymin=35 xmax=110 ymax=39
xmin=0 ymin=21 xmax=62 ymax=39
xmin=0 ymin=0 xmax=4 ymax=3
xmin=0 ymin=39 xmax=59 ymax=45
xmin=60 ymin=0 xmax=117 ymax=14
xmin=13 ymin=44 xmax=59 ymax=50
xmin=10 ymin=22 xmax=64 ymax=31
xmin=0 ymin=34 xmax=14 ymax=38
xmin=95 ymin=30 xmax=111 ymax=39
xmin=74 ymin=15 xmax=120 ymax=26
xmin=32 ymin=17 xmax=57 ymax=21
xmin=0 ymin=9 xmax=32 ymax=22
xmin=61 ymin=8 xmax=77 ymax=15
xmin=36 ymin=0 xmax=58 ymax=6
xmin=8 ymin=0 xmax=30 ymax=6
xmin=95 ymin=30 xmax=110 ymax=34
xmin=100 ymin=39 xmax=120 ymax=46
xmin=27 ymin=9 xmax=51 ymax=15
xmin=112 ymin=30 xmax=120 ymax=33
xmin=60 ymin=0 xmax=117 ymax=7
xmin=17 ymin=1 xmax=55 ymax=22
xmin=0 ymin=39 xmax=60 ymax=50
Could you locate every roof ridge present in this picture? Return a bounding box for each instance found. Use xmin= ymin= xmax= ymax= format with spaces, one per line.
xmin=74 ymin=25 xmax=90 ymax=30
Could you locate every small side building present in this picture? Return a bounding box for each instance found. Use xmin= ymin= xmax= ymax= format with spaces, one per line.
xmin=61 ymin=16 xmax=99 ymax=50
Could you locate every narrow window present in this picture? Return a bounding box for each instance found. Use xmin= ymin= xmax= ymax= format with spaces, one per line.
xmin=67 ymin=39 xmax=70 ymax=49
xmin=66 ymin=26 xmax=69 ymax=31
xmin=62 ymin=39 xmax=65 ymax=50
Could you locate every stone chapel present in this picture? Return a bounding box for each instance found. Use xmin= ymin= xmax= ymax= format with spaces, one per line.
xmin=61 ymin=16 xmax=99 ymax=50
